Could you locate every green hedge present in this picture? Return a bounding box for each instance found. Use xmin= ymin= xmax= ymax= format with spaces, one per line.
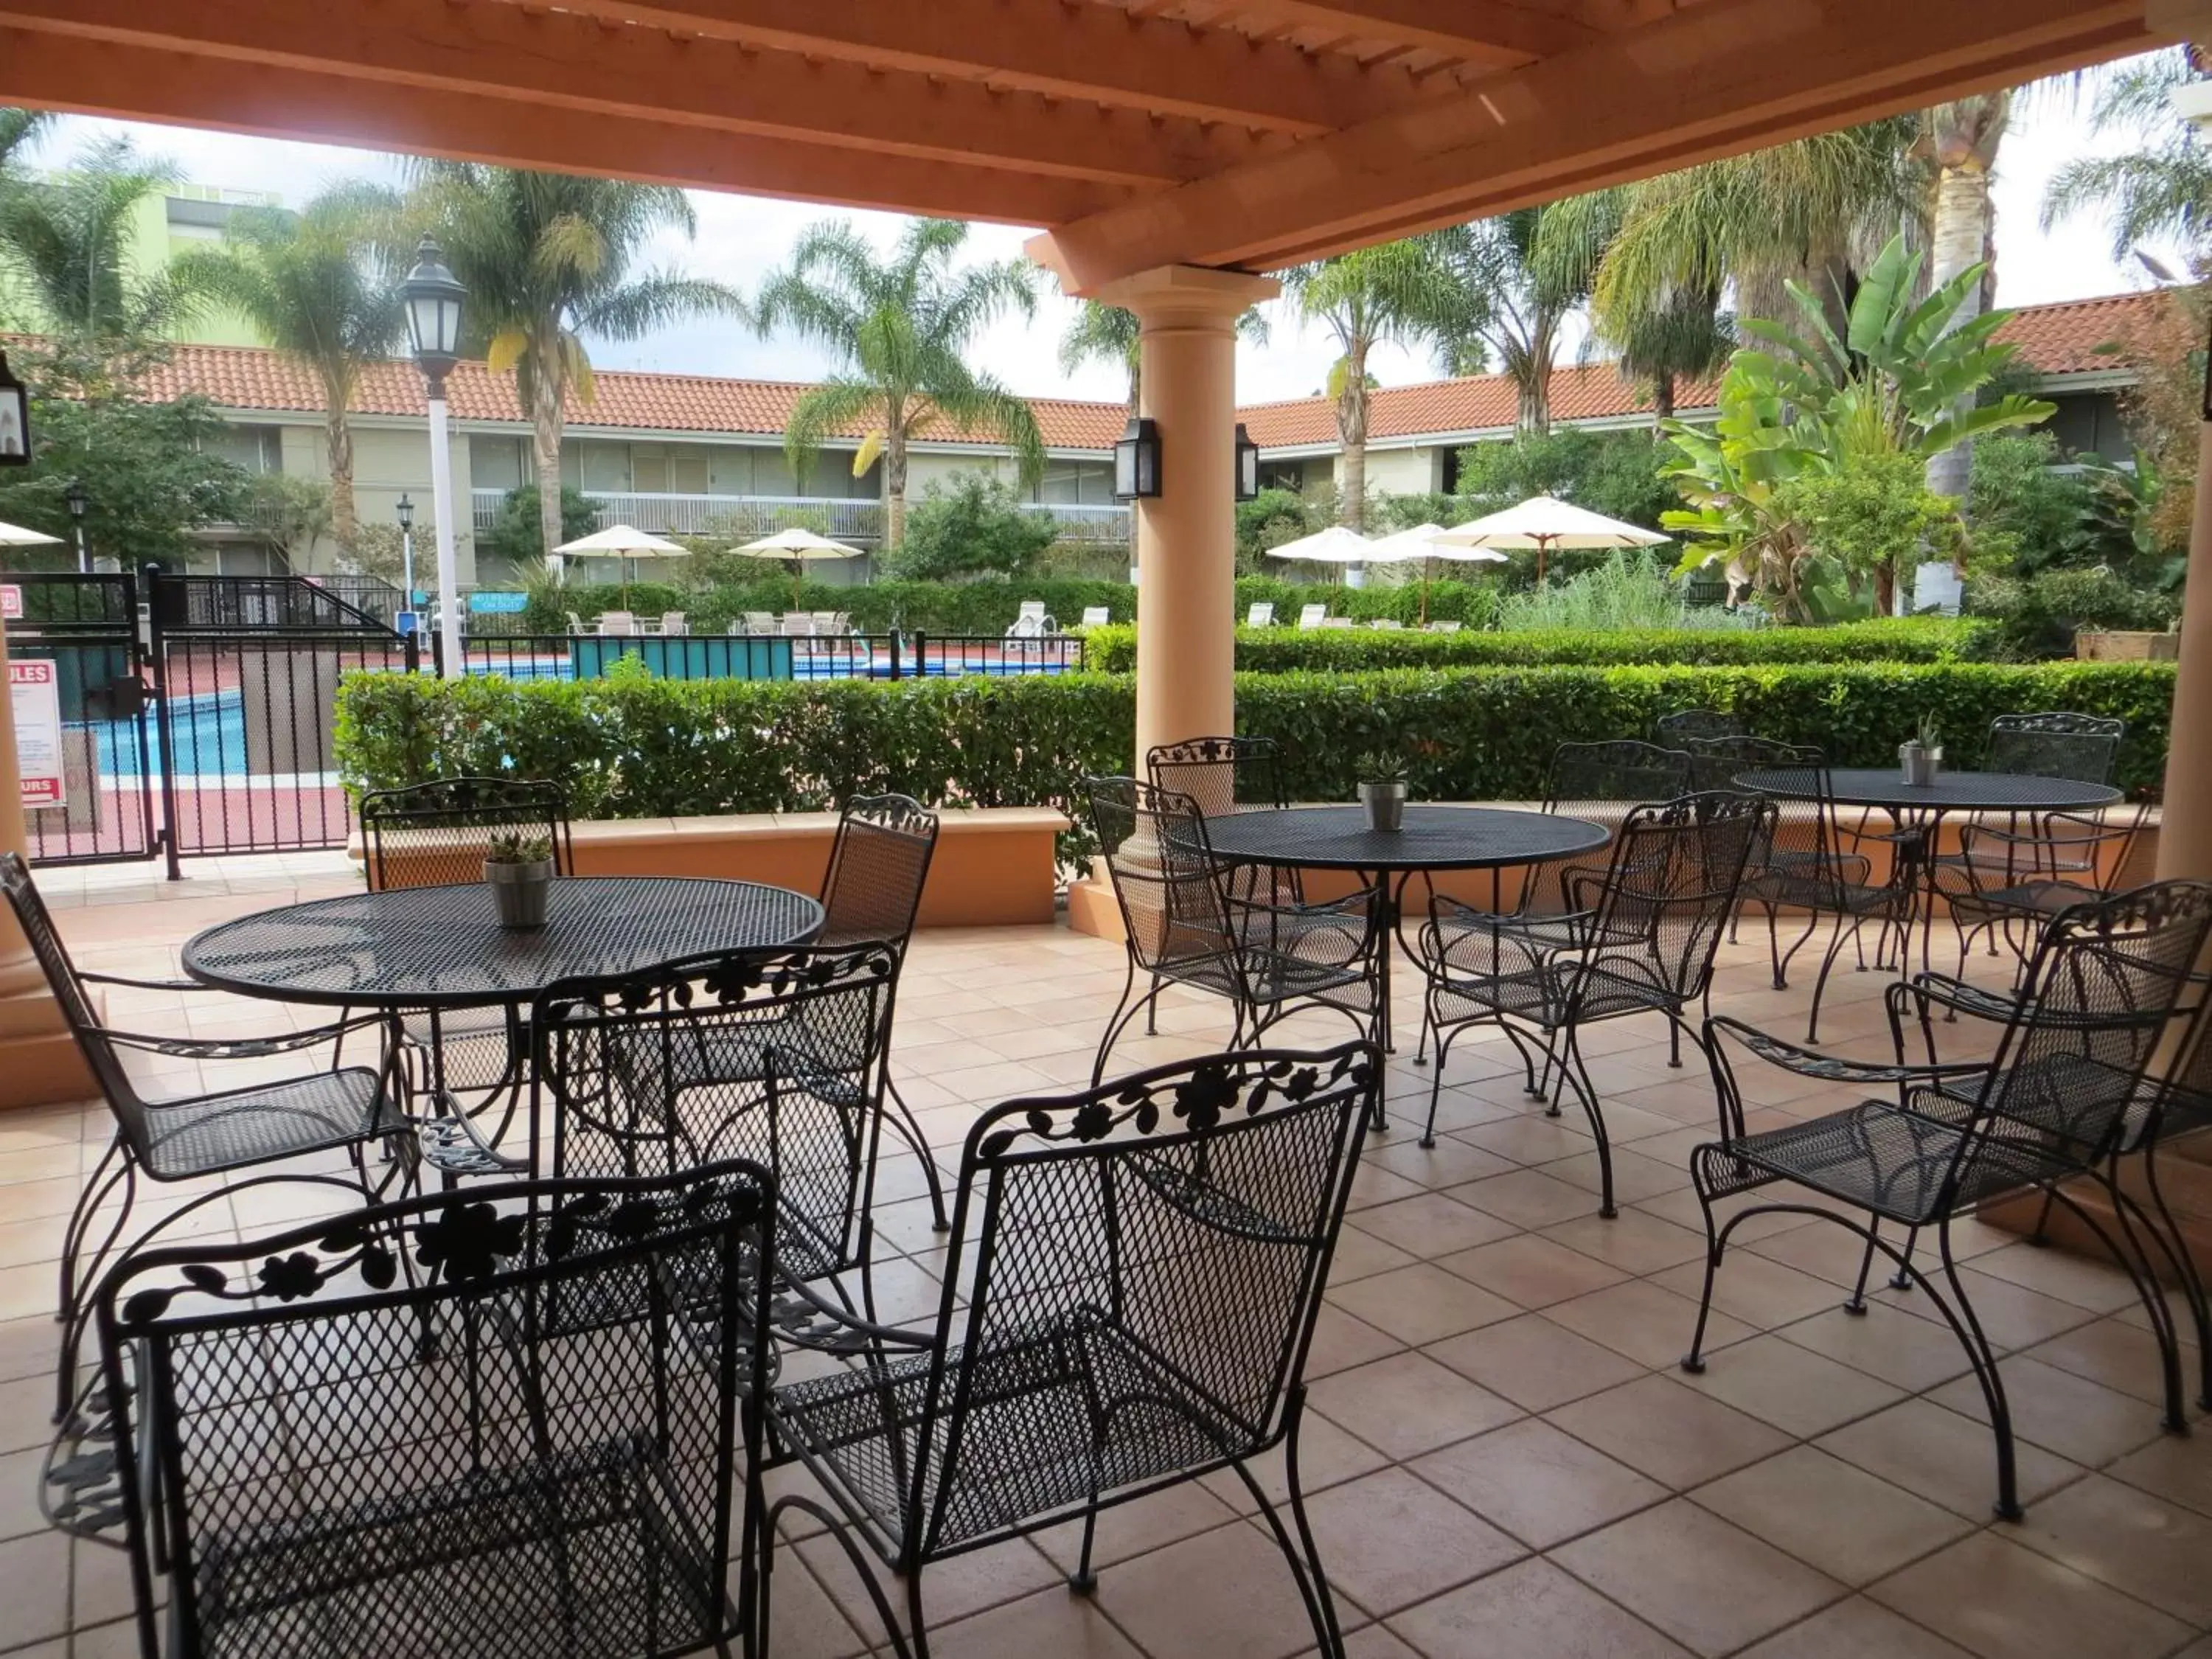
xmin=518 ymin=575 xmax=1505 ymax=637
xmin=336 ymin=659 xmax=2174 ymax=865
xmin=1082 ymin=616 xmax=1997 ymax=673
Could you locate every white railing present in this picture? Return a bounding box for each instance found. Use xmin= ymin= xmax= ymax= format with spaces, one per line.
xmin=469 ymin=489 xmax=1131 ymax=544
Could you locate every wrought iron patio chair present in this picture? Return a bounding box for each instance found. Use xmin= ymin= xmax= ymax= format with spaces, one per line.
xmin=0 ymin=852 xmax=407 ymax=1429
xmin=1655 ymin=707 xmax=1746 ymax=748
xmin=1086 ymin=779 xmax=1381 ymax=1091
xmin=813 ymin=795 xmax=947 ymax=1231
xmin=527 ymin=943 xmax=900 ymax=1321
xmin=1928 ymin=712 xmax=2127 ymax=918
xmin=758 ymin=1043 xmax=1379 ymax=1659
xmin=93 ymin=1161 xmax=776 ymax=1659
xmin=1687 ymin=880 xmax=2212 ymax=1519
xmin=1520 ymin=739 xmax=1694 ymax=920
xmin=1147 ymin=732 xmax=1307 ymax=911
xmin=358 ymin=776 xmax=574 ymax=1133
xmin=1941 ymin=796 xmax=2159 ymax=978
xmin=1413 ymin=792 xmax=1770 ymax=1215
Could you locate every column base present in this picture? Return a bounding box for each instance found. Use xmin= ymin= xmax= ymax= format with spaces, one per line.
xmin=0 ymin=984 xmax=93 ymax=1110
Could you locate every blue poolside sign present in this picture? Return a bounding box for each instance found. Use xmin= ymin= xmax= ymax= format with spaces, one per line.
xmin=469 ymin=590 xmax=529 ymax=613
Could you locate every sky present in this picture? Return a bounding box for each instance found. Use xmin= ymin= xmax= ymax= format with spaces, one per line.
xmin=21 ymin=52 xmax=2191 ymax=410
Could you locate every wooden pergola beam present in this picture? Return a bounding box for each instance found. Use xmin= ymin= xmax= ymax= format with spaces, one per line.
xmin=0 ymin=27 xmax=1130 ymax=224
xmin=466 ymin=0 xmax=1436 ymax=134
xmin=1032 ymin=0 xmax=2157 ymax=290
xmin=1227 ymin=0 xmax=1601 ymax=66
xmin=0 ymin=0 xmax=1280 ymax=187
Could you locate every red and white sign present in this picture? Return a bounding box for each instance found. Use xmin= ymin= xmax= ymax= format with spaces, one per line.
xmin=10 ymin=658 xmax=63 ymax=810
xmin=0 ymin=585 xmax=20 ymax=620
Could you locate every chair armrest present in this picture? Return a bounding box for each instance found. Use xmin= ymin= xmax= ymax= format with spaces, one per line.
xmin=100 ymin=1011 xmax=390 ymax=1062
xmin=1228 ymin=885 xmax=1381 ymax=922
xmin=76 ymin=970 xmax=212 ymax=993
xmin=1705 ymin=1014 xmax=1990 ymax=1086
xmin=768 ymin=1268 xmax=936 ymax=1356
xmin=1896 ymin=973 xmax=2026 ymax=1028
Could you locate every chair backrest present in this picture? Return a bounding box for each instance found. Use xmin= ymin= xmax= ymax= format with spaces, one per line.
xmin=1146 ymin=735 xmax=1288 ymax=815
xmin=598 ymin=610 xmax=638 ymax=635
xmin=1080 ymin=606 xmax=1112 ymax=628
xmin=1088 ymin=778 xmax=1239 ymax=976
xmin=99 ymin=1163 xmax=773 ymax=1659
xmin=661 ymin=611 xmax=687 ymax=634
xmin=1972 ymin=881 xmax=2212 ymax=1166
xmin=1319 ymin=616 xmax=1357 ymax=630
xmin=744 ymin=611 xmax=775 ymax=632
xmin=817 ymin=793 xmax=941 ymax=950
xmin=1368 ymin=618 xmax=1403 ymax=630
xmin=779 ymin=613 xmax=813 ymax=636
xmin=1527 ymin=740 xmax=1695 ymax=914
xmin=1682 ymin=736 xmax=1826 ymax=873
xmin=566 ymin=610 xmax=585 ymax=634
xmin=1681 ymin=733 xmax=1817 ymax=797
xmin=906 ymin=1043 xmax=1378 ymax=1556
xmin=1580 ymin=791 xmax=1774 ymax=1004
xmin=1247 ymin=602 xmax=1276 ymax=627
xmin=815 ymin=611 xmax=847 ymax=632
xmin=1986 ymin=712 xmax=2124 ymax=784
xmin=536 ymin=945 xmax=898 ymax=1279
xmin=1018 ymin=599 xmax=1048 ymax=621
xmin=1297 ymin=604 xmax=1327 ymax=628
xmin=358 ymin=776 xmax=572 ymax=892
xmin=1655 ymin=708 xmax=1747 ymax=749
xmin=1427 ymin=620 xmax=1463 ymax=634
xmin=0 ymin=852 xmax=145 ymax=1139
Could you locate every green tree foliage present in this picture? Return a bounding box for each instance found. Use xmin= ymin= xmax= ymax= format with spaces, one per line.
xmin=2044 ymin=49 xmax=2212 ymax=262
xmin=240 ymin=473 xmax=333 ymax=571
xmin=175 ymin=184 xmax=406 ymax=552
xmin=888 ymin=473 xmax=1058 ymax=580
xmin=0 ymin=337 xmax=247 ymax=568
xmin=413 ymin=165 xmax=743 ymax=561
xmin=0 ymin=136 xmax=212 ymax=338
xmin=1426 ymin=204 xmax=1601 ymax=435
xmin=1235 ymin=488 xmax=1324 ymax=563
xmin=1455 ymin=429 xmax=1676 ymax=538
xmin=1777 ymin=451 xmax=1960 ymax=611
xmin=755 ymin=220 xmax=1041 ymax=551
xmin=479 ymin=485 xmax=597 ymax=579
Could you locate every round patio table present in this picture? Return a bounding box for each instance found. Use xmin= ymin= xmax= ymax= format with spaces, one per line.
xmin=1733 ymin=767 xmax=2123 ymax=974
xmin=1198 ymin=804 xmax=1611 ymax=1073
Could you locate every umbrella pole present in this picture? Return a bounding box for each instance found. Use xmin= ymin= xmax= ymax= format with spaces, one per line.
xmin=1421 ymin=557 xmax=1432 ymax=625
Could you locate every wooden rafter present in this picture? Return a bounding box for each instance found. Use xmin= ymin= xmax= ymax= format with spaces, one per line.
xmin=1221 ymin=1 xmax=1602 ymax=67
xmin=0 ymin=0 xmax=1281 ymax=186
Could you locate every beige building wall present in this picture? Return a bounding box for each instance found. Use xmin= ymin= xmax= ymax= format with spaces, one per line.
xmin=262 ymin=417 xmax=474 ymax=581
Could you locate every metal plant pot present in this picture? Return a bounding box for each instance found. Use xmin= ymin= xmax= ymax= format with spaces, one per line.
xmin=1899 ymin=743 xmax=1943 ymax=787
xmin=1359 ymin=780 xmax=1408 ymax=833
xmin=484 ymin=858 xmax=556 ymax=929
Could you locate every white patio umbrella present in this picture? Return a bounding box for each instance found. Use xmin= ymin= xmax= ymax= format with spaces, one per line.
xmin=1262 ymin=524 xmax=1377 ymax=585
xmin=732 ymin=526 xmax=866 ymax=561
xmin=1431 ymin=494 xmax=1667 ymax=584
xmin=1363 ymin=523 xmax=1508 ymax=622
xmin=0 ymin=520 xmax=62 ymax=546
xmin=551 ymin=524 xmax=690 ymax=603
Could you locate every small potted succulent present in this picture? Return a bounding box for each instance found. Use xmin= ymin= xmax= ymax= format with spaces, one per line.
xmin=1357 ymin=748 xmax=1410 ymax=833
xmin=1899 ymin=714 xmax=1943 ymax=787
xmin=483 ymin=830 xmax=557 ymax=929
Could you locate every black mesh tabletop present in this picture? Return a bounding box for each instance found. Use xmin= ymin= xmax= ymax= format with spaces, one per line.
xmin=1197 ymin=805 xmax=1612 ymax=872
xmin=182 ymin=877 xmax=824 ymax=1009
xmin=1736 ymin=768 xmax=2123 ymax=814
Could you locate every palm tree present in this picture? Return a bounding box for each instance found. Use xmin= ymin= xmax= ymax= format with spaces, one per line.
xmin=174 ymin=185 xmax=406 ymax=552
xmin=1281 ymin=239 xmax=1461 ymax=530
xmin=411 ymin=164 xmax=746 ymax=559
xmin=0 ymin=135 xmax=209 ymax=338
xmin=1427 ymin=205 xmax=1601 ymax=437
xmin=0 ymin=108 xmax=48 ymax=175
xmin=1614 ymin=282 xmax=1736 ymax=425
xmin=2044 ymin=49 xmax=2212 ymax=262
xmin=755 ymin=219 xmax=1043 ymax=550
xmin=1919 ymin=93 xmax=2011 ymax=502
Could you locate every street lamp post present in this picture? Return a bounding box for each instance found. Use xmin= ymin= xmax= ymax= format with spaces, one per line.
xmin=401 ymin=237 xmax=467 ymax=678
xmin=394 ymin=493 xmax=417 ymax=634
xmin=64 ymin=479 xmax=88 ymax=574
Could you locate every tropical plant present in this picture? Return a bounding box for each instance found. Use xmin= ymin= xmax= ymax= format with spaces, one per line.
xmin=240 ymin=473 xmax=334 ymax=570
xmin=2044 ymin=49 xmax=2212 ymax=262
xmin=888 ymin=472 xmax=1058 ymax=581
xmin=1918 ymin=93 xmax=2012 ymax=503
xmin=755 ymin=219 xmax=1042 ymax=550
xmin=479 ymin=484 xmax=597 ymax=576
xmin=1281 ymin=238 xmax=1461 ymax=530
xmin=1236 ymin=487 xmax=1324 ymax=563
xmin=1426 ymin=204 xmax=1601 ymax=436
xmin=0 ymin=135 xmax=212 ymax=338
xmin=1776 ymin=451 xmax=1961 ymax=610
xmin=411 ymin=164 xmax=744 ymax=560
xmin=174 ymin=184 xmax=406 ymax=552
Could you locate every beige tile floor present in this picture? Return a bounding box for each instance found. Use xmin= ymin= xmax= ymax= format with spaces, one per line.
xmin=10 ymin=853 xmax=2212 ymax=1658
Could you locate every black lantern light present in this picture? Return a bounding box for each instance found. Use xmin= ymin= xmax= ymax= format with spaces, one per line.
xmin=1234 ymin=422 xmax=1260 ymax=501
xmin=401 ymin=237 xmax=467 ymax=394
xmin=0 ymin=349 xmax=30 ymax=467
xmin=1113 ymin=416 xmax=1161 ymax=501
xmin=65 ymin=479 xmax=87 ymax=523
xmin=395 ymin=493 xmax=414 ymax=531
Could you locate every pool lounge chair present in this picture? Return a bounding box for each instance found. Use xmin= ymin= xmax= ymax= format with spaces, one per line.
xmin=1297 ymin=603 xmax=1328 ymax=629
xmin=1079 ymin=605 xmax=1111 ymax=628
xmin=1247 ymin=602 xmax=1276 ymax=627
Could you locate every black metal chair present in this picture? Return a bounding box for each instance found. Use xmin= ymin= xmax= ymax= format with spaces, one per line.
xmin=1413 ymin=792 xmax=1770 ymax=1216
xmin=1687 ymin=880 xmax=2212 ymax=1519
xmin=358 ymin=775 xmax=575 ymax=1124
xmin=758 ymin=1043 xmax=1380 ymax=1659
xmin=1517 ymin=739 xmax=1694 ymax=923
xmin=0 ymin=852 xmax=407 ymax=1427
xmin=1086 ymin=778 xmax=1381 ymax=1088
xmin=529 ymin=944 xmax=901 ymax=1319
xmin=1928 ymin=712 xmax=2126 ymax=923
xmin=1146 ymin=734 xmax=1291 ymax=813
xmin=814 ymin=795 xmax=947 ymax=1231
xmin=1942 ymin=796 xmax=2160 ymax=977
xmin=1655 ymin=708 xmax=1746 ymax=748
xmin=1985 ymin=710 xmax=2126 ymax=783
xmin=93 ymin=1161 xmax=776 ymax=1659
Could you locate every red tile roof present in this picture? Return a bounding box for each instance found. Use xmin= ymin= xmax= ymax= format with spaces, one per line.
xmin=93 ymin=288 xmax=2166 ymax=455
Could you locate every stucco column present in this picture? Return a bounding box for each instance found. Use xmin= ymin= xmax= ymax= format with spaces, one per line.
xmin=1095 ymin=265 xmax=1279 ymax=771
xmin=2158 ymin=414 xmax=2212 ymax=880
xmin=0 ymin=611 xmax=94 ymax=1107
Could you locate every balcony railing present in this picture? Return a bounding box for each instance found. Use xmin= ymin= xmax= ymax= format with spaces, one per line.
xmin=469 ymin=489 xmax=1130 ymax=546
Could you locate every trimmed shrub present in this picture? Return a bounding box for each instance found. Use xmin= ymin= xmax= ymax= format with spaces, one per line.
xmin=1082 ymin=617 xmax=1998 ymax=673
xmin=337 ymin=658 xmax=2173 ymax=866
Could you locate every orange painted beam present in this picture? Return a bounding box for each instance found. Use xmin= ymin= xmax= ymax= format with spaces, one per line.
xmin=0 ymin=27 xmax=1130 ymax=225
xmin=0 ymin=0 xmax=1273 ymax=187
xmin=467 ymin=0 xmax=1438 ymax=134
xmin=1033 ymin=0 xmax=2159 ymax=291
xmin=1228 ymin=0 xmax=1600 ymax=66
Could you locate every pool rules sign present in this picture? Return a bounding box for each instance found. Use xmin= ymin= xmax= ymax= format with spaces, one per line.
xmin=10 ymin=660 xmax=64 ymax=810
